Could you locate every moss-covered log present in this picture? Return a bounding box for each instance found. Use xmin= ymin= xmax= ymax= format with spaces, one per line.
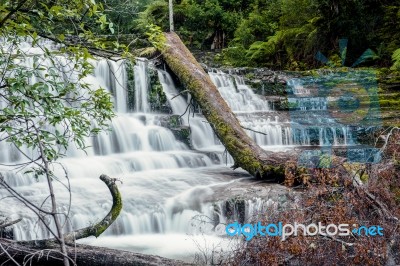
xmin=157 ymin=32 xmax=298 ymax=180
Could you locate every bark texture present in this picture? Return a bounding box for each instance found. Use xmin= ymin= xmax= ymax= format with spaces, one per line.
xmin=0 ymin=239 xmax=190 ymax=266
xmin=63 ymin=174 xmax=122 ymax=242
xmin=159 ymin=32 xmax=298 ymax=180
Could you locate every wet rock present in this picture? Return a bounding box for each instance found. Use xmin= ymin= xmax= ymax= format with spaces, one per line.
xmin=170 ymin=126 xmax=191 ymax=147
xmin=0 ymin=227 xmax=13 ymax=239
xmin=158 ymin=115 xmax=191 ymax=147
xmin=201 ymin=168 xmax=300 ymax=222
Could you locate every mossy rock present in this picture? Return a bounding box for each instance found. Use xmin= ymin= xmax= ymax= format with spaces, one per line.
xmin=158 ymin=115 xmax=191 ymax=147
xmin=125 ymin=60 xmax=136 ymax=111
xmin=170 ymin=126 xmax=191 ymax=148
xmin=377 ymin=68 xmax=400 ymax=91
xmin=148 ymin=68 xmax=169 ymax=113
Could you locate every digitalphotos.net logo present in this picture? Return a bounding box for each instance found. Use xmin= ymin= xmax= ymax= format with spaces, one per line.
xmin=287 ymin=39 xmax=382 ymax=168
xmin=225 ymin=221 xmax=384 ymax=241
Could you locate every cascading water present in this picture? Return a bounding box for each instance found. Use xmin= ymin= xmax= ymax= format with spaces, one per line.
xmin=287 ymin=78 xmax=355 ymax=146
xmin=134 ymin=59 xmax=150 ymax=113
xmin=208 ymin=71 xmax=300 ymax=147
xmin=207 ymin=72 xmax=356 ymax=148
xmin=209 ymin=71 xmax=270 ymax=113
xmin=0 ymin=50 xmax=363 ymax=262
xmin=0 ymin=55 xmax=275 ymax=262
xmin=158 ymin=69 xmax=222 ymax=152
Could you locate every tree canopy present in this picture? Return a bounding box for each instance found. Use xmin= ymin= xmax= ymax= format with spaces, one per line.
xmin=140 ymin=0 xmax=400 ymax=69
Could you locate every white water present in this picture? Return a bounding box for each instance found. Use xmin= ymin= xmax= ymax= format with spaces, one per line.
xmin=134 ymin=59 xmax=150 ymax=113
xmin=0 ymin=55 xmax=275 ymax=262
xmin=209 ymin=71 xmax=270 ymax=113
xmin=0 ymin=51 xmax=362 ymax=262
xmin=287 ymin=78 xmax=354 ymax=146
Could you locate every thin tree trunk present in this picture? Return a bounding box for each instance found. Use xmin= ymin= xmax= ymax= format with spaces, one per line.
xmin=169 ymin=0 xmax=174 ymax=32
xmin=34 ymin=125 xmax=70 ymax=266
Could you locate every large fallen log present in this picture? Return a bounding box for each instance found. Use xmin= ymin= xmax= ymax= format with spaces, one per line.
xmin=0 ymin=239 xmax=190 ymax=266
xmin=156 ymin=32 xmax=301 ymax=180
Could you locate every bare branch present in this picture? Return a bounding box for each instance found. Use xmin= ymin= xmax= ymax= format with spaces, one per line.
xmin=14 ymin=174 xmax=122 ymax=246
xmin=0 ymin=242 xmax=21 ymax=266
xmin=241 ymin=126 xmax=268 ymax=136
xmin=171 ymin=90 xmax=189 ymax=100
xmin=0 ymin=218 xmax=22 ymax=229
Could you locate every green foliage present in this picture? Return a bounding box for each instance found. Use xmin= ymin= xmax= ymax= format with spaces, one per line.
xmin=138 ymin=0 xmax=400 ymax=69
xmin=99 ymin=0 xmax=153 ymax=34
xmin=149 ymin=69 xmax=167 ymax=111
xmin=226 ymin=0 xmax=319 ymax=68
xmin=0 ymin=2 xmax=118 ymax=259
xmin=219 ymin=45 xmax=250 ymax=66
xmin=136 ymin=1 xmax=169 ymax=34
xmin=140 ymin=0 xmax=244 ymax=49
xmin=0 ymin=0 xmax=115 ymax=162
xmin=146 ymin=24 xmax=166 ymax=50
xmin=391 ymin=48 xmax=400 ymax=70
xmin=0 ymin=48 xmax=114 ymax=163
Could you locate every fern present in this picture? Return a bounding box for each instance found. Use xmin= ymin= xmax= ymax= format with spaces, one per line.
xmin=391 ymin=48 xmax=400 ymax=70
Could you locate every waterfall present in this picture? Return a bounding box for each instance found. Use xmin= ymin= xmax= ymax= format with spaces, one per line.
xmin=209 ymin=71 xmax=270 ymax=112
xmin=287 ymin=78 xmax=355 ymax=146
xmin=95 ymin=59 xmax=128 ymax=113
xmin=158 ymin=69 xmax=223 ymax=151
xmin=209 ymin=71 xmax=291 ymax=147
xmin=0 ymin=57 xmax=221 ymax=237
xmin=1 ymin=54 xmax=269 ymax=262
xmin=0 ymin=50 xmax=365 ymax=262
xmin=134 ymin=59 xmax=150 ymax=113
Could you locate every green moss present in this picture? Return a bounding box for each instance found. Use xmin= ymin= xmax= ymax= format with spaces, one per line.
xmin=149 ymin=68 xmax=167 ymax=112
xmin=159 ymin=34 xmax=291 ymax=181
xmin=379 ymin=99 xmax=400 ymax=109
xmin=168 ymin=115 xmax=181 ymax=127
xmin=245 ymin=73 xmax=255 ymax=80
xmin=111 ymin=191 xmax=123 ymax=221
xmin=360 ymin=173 xmax=369 ymax=182
xmin=125 ymin=60 xmax=136 ymax=111
xmin=93 ymin=177 xmax=123 ymax=238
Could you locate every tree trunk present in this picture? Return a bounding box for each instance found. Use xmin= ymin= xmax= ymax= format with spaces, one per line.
xmin=168 ymin=0 xmax=174 ymax=32
xmin=158 ymin=32 xmax=299 ymax=180
xmin=0 ymin=239 xmax=190 ymax=266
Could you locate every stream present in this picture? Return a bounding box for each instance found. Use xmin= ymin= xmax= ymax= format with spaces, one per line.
xmin=0 ymin=56 xmax=373 ymax=262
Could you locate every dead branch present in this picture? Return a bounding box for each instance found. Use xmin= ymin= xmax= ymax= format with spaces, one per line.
xmin=63 ymin=174 xmax=122 ymax=242
xmin=171 ymin=90 xmax=189 ymax=100
xmin=0 ymin=218 xmax=22 ymax=229
xmin=241 ymin=126 xmax=268 ymax=136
